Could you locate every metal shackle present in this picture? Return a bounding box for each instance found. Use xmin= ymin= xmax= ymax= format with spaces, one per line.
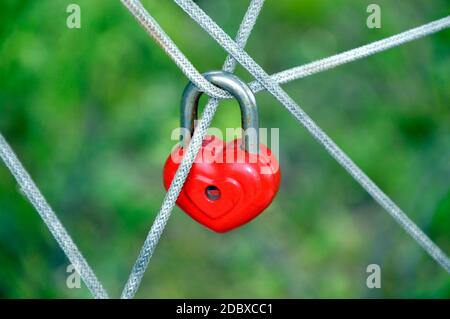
xmin=180 ymin=70 xmax=259 ymax=153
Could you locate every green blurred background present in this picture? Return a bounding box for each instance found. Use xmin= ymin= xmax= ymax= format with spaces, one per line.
xmin=0 ymin=0 xmax=449 ymax=298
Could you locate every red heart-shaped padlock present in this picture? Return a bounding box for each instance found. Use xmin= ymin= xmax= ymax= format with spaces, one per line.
xmin=163 ymin=70 xmax=281 ymax=232
xmin=163 ymin=136 xmax=281 ymax=233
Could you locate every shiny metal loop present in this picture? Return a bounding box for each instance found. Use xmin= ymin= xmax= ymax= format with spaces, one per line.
xmin=180 ymin=70 xmax=259 ymax=153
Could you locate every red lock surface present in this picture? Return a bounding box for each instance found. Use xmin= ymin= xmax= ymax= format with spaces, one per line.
xmin=163 ymin=136 xmax=281 ymax=233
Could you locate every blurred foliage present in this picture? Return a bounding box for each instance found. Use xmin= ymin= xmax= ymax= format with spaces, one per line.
xmin=0 ymin=0 xmax=449 ymax=298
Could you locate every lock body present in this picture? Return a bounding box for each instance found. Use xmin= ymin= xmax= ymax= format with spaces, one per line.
xmin=163 ymin=136 xmax=280 ymax=232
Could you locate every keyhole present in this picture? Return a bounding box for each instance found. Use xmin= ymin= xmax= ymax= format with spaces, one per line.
xmin=205 ymin=185 xmax=221 ymax=201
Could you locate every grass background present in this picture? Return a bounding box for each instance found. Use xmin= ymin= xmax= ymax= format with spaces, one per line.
xmin=0 ymin=0 xmax=449 ymax=298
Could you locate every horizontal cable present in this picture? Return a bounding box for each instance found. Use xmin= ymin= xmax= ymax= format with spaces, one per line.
xmin=0 ymin=134 xmax=109 ymax=298
xmin=174 ymin=0 xmax=450 ymax=273
xmin=249 ymin=15 xmax=450 ymax=92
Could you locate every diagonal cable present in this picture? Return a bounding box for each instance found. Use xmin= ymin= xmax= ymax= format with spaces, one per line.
xmin=120 ymin=0 xmax=229 ymax=99
xmin=120 ymin=0 xmax=266 ymax=299
xmin=173 ymin=0 xmax=450 ymax=273
xmin=0 ymin=134 xmax=109 ymax=298
xmin=249 ymin=15 xmax=450 ymax=92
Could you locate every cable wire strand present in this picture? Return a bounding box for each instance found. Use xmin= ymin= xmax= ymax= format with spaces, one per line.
xmin=120 ymin=0 xmax=229 ymax=99
xmin=173 ymin=0 xmax=450 ymax=273
xmin=120 ymin=0 xmax=266 ymax=299
xmin=0 ymin=134 xmax=109 ymax=299
xmin=249 ymin=15 xmax=450 ymax=92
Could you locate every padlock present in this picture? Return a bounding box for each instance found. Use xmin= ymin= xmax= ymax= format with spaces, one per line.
xmin=163 ymin=70 xmax=281 ymax=233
